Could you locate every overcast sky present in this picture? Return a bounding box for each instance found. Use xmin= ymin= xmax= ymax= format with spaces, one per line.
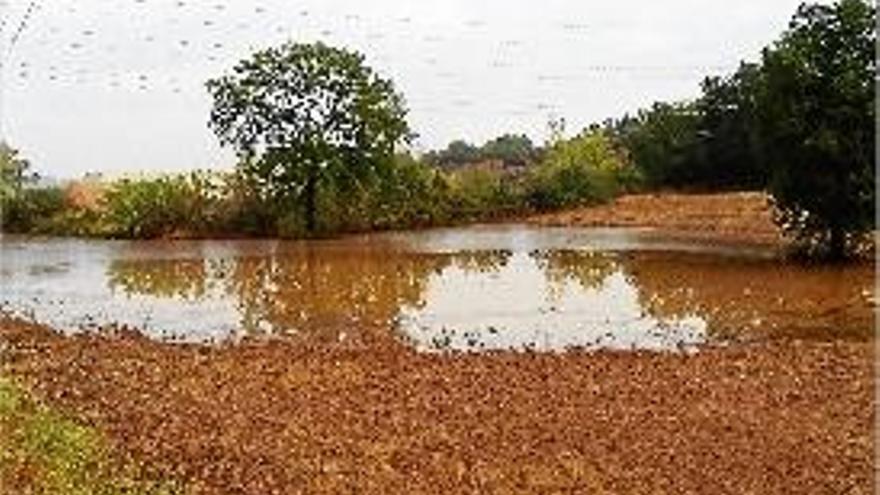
xmin=1 ymin=0 xmax=814 ymax=178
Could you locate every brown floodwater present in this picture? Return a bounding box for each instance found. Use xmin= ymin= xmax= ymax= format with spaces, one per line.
xmin=0 ymin=225 xmax=874 ymax=351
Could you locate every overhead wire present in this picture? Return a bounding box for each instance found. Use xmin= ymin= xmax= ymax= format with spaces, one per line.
xmin=5 ymin=0 xmax=38 ymax=66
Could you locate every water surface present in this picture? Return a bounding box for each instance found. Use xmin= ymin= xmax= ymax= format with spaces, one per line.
xmin=0 ymin=225 xmax=873 ymax=351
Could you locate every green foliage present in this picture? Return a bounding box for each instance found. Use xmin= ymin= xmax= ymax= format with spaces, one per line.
xmin=102 ymin=173 xmax=223 ymax=239
xmin=213 ymin=167 xmax=276 ymax=236
xmin=695 ymin=63 xmax=768 ymax=189
xmin=279 ymin=153 xmax=451 ymax=234
xmin=759 ymin=0 xmax=876 ymax=258
xmin=528 ymin=131 xmax=628 ymax=209
xmin=424 ymin=134 xmax=538 ymax=169
xmin=36 ymin=208 xmax=107 ymax=237
xmin=0 ymin=187 xmax=66 ymax=233
xmin=481 ymin=134 xmax=538 ymax=167
xmin=597 ymin=0 xmax=875 ymax=258
xmin=446 ymin=167 xmax=521 ymax=219
xmin=364 ymin=153 xmax=450 ymax=228
xmin=0 ymin=142 xmax=34 ymax=202
xmin=604 ymin=64 xmax=767 ymax=192
xmin=0 ymin=377 xmax=185 ymax=495
xmin=607 ymin=103 xmax=702 ymax=189
xmin=424 ymin=140 xmax=482 ymax=168
xmin=0 ymin=142 xmax=52 ymax=233
xmin=206 ymin=41 xmax=411 ymax=234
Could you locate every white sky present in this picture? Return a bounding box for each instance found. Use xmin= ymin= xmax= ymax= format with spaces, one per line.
xmin=1 ymin=0 xmax=811 ymax=178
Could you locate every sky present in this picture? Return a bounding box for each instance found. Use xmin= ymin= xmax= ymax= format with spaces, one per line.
xmin=0 ymin=0 xmax=814 ymax=179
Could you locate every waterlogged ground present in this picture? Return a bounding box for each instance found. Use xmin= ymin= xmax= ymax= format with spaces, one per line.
xmin=0 ymin=225 xmax=873 ymax=351
xmin=0 ymin=223 xmax=875 ymax=494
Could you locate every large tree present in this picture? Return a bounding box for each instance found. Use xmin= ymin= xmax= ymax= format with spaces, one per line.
xmin=612 ymin=102 xmax=702 ymax=188
xmin=207 ymin=42 xmax=411 ymax=233
xmin=695 ymin=62 xmax=768 ymax=189
xmin=759 ymin=0 xmax=875 ymax=258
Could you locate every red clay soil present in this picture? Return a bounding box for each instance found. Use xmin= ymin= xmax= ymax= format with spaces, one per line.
xmin=0 ymin=319 xmax=874 ymax=495
xmin=529 ymin=192 xmax=783 ymax=246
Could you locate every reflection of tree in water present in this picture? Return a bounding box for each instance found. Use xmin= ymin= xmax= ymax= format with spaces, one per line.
xmin=107 ymin=258 xmax=214 ymax=301
xmin=226 ymin=246 xmax=456 ymax=344
xmin=619 ymin=252 xmax=874 ymax=341
xmin=105 ymin=245 xmax=518 ymax=344
xmin=530 ymin=249 xmax=619 ymax=300
xmin=450 ymin=250 xmax=512 ymax=273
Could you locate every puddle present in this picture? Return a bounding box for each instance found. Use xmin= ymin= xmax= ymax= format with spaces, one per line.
xmin=0 ymin=225 xmax=873 ymax=351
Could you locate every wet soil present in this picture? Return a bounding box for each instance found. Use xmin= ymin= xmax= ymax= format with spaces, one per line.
xmin=0 ymin=199 xmax=874 ymax=493
xmin=0 ymin=318 xmax=874 ymax=495
xmin=529 ymin=192 xmax=783 ymax=246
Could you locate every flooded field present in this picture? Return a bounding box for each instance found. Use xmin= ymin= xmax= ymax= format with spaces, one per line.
xmin=0 ymin=225 xmax=873 ymax=351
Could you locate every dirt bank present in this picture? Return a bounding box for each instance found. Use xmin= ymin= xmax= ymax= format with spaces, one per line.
xmin=0 ymin=319 xmax=873 ymax=495
xmin=529 ymin=192 xmax=783 ymax=246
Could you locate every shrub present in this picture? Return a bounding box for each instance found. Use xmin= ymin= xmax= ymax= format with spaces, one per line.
xmin=0 ymin=187 xmax=66 ymax=233
xmin=527 ymin=131 xmax=627 ymax=210
xmin=102 ymin=172 xmax=223 ymax=239
xmin=446 ymin=167 xmax=522 ymax=220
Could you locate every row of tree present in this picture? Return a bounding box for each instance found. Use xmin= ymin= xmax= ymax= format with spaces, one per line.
xmin=1 ymin=0 xmax=874 ymax=259
xmin=422 ymin=134 xmax=539 ymax=169
xmin=593 ymin=0 xmax=874 ymax=258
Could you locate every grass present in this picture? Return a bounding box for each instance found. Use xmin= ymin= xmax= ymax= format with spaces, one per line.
xmin=0 ymin=376 xmax=185 ymax=495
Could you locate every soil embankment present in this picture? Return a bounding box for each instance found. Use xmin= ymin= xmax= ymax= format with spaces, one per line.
xmin=0 ymin=319 xmax=873 ymax=495
xmin=530 ymin=192 xmax=783 ymax=246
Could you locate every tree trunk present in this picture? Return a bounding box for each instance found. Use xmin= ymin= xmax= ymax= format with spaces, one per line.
xmin=304 ymin=172 xmax=318 ymax=234
xmin=828 ymin=225 xmax=846 ymax=261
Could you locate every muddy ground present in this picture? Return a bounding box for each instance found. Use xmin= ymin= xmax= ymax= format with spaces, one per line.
xmin=0 ymin=318 xmax=874 ymax=495
xmin=529 ymin=192 xmax=783 ymax=246
xmin=0 ymin=192 xmax=875 ymax=494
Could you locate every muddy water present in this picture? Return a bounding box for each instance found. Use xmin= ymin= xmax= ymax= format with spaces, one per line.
xmin=0 ymin=225 xmax=873 ymax=351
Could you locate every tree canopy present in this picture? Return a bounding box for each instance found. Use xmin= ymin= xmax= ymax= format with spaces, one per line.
xmin=759 ymin=0 xmax=875 ymax=258
xmin=425 ymin=134 xmax=538 ymax=169
xmin=528 ymin=130 xmax=627 ymax=209
xmin=206 ymin=42 xmax=411 ymax=233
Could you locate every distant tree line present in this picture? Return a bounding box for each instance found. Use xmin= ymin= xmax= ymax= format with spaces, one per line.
xmin=422 ymin=0 xmax=875 ymax=258
xmin=1 ymin=0 xmax=873 ymax=259
xmin=600 ymin=0 xmax=875 ymax=258
xmin=422 ymin=134 xmax=540 ymax=169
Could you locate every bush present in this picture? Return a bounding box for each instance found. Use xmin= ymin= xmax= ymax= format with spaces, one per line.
xmin=294 ymin=154 xmax=451 ymax=235
xmin=102 ymin=172 xmax=223 ymax=239
xmin=445 ymin=167 xmax=524 ymax=220
xmin=367 ymin=154 xmax=449 ymax=228
xmin=0 ymin=187 xmax=66 ymax=233
xmin=2 ymin=141 xmax=634 ymax=239
xmin=527 ymin=131 xmax=628 ymax=210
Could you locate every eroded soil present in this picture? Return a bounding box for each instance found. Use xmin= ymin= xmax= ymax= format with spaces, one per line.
xmin=529 ymin=192 xmax=782 ymax=246
xmin=0 ymin=318 xmax=874 ymax=495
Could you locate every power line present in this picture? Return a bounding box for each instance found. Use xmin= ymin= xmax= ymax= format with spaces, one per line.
xmin=0 ymin=0 xmax=37 ymax=142
xmin=6 ymin=0 xmax=38 ymax=64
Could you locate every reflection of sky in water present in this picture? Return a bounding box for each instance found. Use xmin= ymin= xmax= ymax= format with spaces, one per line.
xmin=0 ymin=240 xmax=243 ymax=341
xmin=0 ymin=226 xmax=872 ymax=350
xmin=398 ymin=254 xmax=706 ymax=352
